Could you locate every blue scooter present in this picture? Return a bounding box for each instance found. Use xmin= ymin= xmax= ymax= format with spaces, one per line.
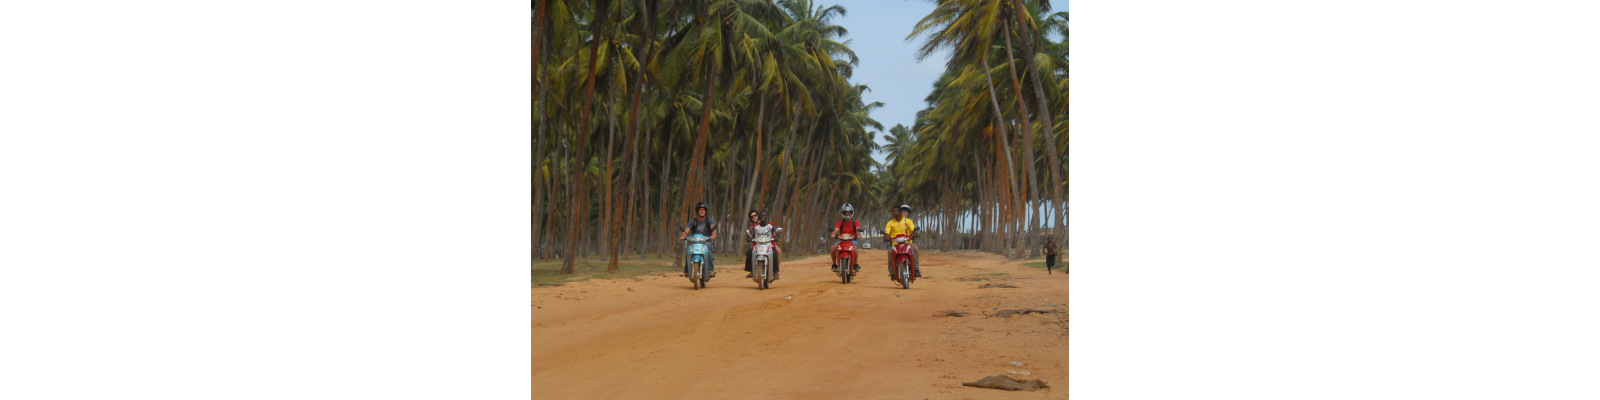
xmin=684 ymin=234 xmax=713 ymax=289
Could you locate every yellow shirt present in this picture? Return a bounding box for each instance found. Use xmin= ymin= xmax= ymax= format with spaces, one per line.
xmin=884 ymin=218 xmax=917 ymax=244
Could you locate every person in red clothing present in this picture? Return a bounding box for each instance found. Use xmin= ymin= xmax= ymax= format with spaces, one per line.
xmin=829 ymin=203 xmax=863 ymax=272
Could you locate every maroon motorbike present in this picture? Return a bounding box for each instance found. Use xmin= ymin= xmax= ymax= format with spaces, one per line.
xmin=834 ymin=230 xmax=862 ymax=284
xmin=887 ymin=231 xmax=918 ymax=289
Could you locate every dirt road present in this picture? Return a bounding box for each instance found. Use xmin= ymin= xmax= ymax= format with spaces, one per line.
xmin=532 ymin=249 xmax=1068 ymax=399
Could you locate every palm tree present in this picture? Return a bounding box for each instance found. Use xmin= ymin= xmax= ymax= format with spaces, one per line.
xmin=1006 ymin=1 xmax=1067 ymax=239
xmin=882 ymin=124 xmax=915 ymax=166
xmin=900 ymin=0 xmax=1068 ymax=257
xmin=910 ymin=0 xmax=1028 ymax=256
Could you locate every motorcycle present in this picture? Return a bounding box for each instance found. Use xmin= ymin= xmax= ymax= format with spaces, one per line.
xmin=747 ymin=227 xmax=783 ymax=290
xmin=834 ymin=229 xmax=863 ymax=284
xmin=888 ymin=229 xmax=918 ymax=289
xmin=684 ymin=234 xmax=713 ymax=289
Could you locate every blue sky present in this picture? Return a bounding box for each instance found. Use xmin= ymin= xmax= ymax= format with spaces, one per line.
xmin=832 ymin=0 xmax=1067 ymax=166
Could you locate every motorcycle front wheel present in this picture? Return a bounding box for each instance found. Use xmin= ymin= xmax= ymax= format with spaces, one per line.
xmin=900 ymin=261 xmax=911 ymax=289
xmin=757 ymin=261 xmax=767 ymax=290
xmin=840 ymin=257 xmax=851 ymax=284
xmin=692 ymin=261 xmax=703 ymax=290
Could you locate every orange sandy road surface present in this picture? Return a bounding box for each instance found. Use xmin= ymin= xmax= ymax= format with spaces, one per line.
xmin=532 ymin=249 xmax=1068 ymax=399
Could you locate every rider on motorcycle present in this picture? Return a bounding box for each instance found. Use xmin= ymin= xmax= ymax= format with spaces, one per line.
xmin=741 ymin=209 xmax=758 ymax=276
xmin=677 ymin=201 xmax=717 ymax=277
xmin=744 ymin=211 xmax=782 ymax=280
xmin=829 ymin=203 xmax=863 ymax=273
xmin=883 ymin=204 xmax=921 ymax=279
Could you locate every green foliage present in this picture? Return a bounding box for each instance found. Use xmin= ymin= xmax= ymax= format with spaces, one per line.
xmin=535 ymin=0 xmax=890 ymax=274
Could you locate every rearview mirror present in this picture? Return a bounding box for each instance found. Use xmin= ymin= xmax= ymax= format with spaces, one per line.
xmin=776 ymin=227 xmax=784 ymax=232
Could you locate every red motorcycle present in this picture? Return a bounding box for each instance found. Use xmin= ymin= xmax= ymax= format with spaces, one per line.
xmin=834 ymin=230 xmax=862 ymax=284
xmin=887 ymin=230 xmax=918 ymax=289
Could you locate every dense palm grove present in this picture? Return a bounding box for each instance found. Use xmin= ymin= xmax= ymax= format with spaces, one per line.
xmin=533 ymin=0 xmax=1066 ymax=273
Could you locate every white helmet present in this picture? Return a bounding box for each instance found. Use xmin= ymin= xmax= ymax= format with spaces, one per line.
xmin=839 ymin=203 xmax=855 ymax=219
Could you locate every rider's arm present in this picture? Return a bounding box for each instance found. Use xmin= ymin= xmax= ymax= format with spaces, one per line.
xmin=708 ymin=223 xmax=717 ymax=240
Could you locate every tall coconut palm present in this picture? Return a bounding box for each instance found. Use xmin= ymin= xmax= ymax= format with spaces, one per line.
xmin=882 ymin=124 xmax=915 ymax=166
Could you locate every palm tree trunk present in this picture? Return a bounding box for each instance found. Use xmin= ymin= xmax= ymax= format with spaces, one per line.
xmin=722 ymin=140 xmax=740 ymax=253
xmin=564 ymin=13 xmax=610 ymax=274
xmin=612 ymin=16 xmax=658 ymax=266
xmin=563 ymin=124 xmax=581 ymax=273
xmin=740 ymin=86 xmax=766 ymax=216
xmin=758 ymin=118 xmax=778 ymax=206
xmin=782 ymin=132 xmax=808 ymax=231
xmin=802 ymin=148 xmax=826 ymax=253
xmin=656 ymin=126 xmax=677 ymax=258
xmin=974 ymin=153 xmax=987 ymax=252
xmin=532 ymin=19 xmax=549 ymax=264
xmin=630 ymin=148 xmax=643 ymax=257
xmin=682 ymin=71 xmax=714 ymax=232
xmin=1008 ymin=5 xmax=1066 ymax=240
xmin=622 ymin=92 xmax=644 ymax=260
xmin=606 ymin=81 xmax=636 ymax=266
xmin=603 ymin=80 xmax=619 ymax=268
xmin=586 ymin=170 xmax=596 ymax=258
xmin=773 ymin=116 xmax=810 ymax=227
xmin=1001 ymin=21 xmax=1042 ymax=257
xmin=544 ymin=173 xmax=558 ymax=259
xmin=532 ymin=0 xmax=545 ymax=74
xmin=979 ymin=55 xmax=1023 ymax=258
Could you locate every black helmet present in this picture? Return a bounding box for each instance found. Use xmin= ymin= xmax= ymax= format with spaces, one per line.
xmin=897 ymin=204 xmax=913 ymax=213
xmin=695 ymin=202 xmax=709 ymax=211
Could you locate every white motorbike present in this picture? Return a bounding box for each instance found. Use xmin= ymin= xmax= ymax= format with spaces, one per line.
xmin=746 ymin=227 xmax=783 ymax=290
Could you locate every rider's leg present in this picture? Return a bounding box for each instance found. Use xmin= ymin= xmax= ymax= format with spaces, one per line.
xmin=851 ymin=241 xmax=860 ymax=270
xmin=830 ymin=242 xmax=840 ymax=271
xmin=888 ymin=243 xmax=897 ymax=279
xmin=913 ymin=246 xmax=922 ymax=277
